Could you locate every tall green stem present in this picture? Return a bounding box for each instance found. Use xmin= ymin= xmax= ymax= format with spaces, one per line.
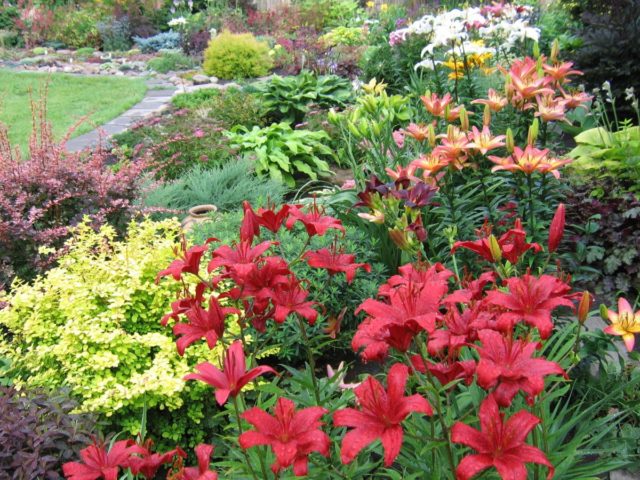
xmin=526 ymin=174 xmax=536 ymax=233
xmin=232 ymin=395 xmax=260 ymax=480
xmin=297 ymin=316 xmax=321 ymax=404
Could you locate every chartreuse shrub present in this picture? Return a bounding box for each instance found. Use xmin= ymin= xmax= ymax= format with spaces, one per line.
xmin=0 ymin=219 xmax=231 ymax=449
xmin=203 ymin=30 xmax=272 ymax=80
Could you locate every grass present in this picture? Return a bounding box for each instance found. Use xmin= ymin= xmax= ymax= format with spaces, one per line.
xmin=0 ymin=69 xmax=147 ymax=154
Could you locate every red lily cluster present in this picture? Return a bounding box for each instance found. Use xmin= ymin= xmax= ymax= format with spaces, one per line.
xmin=63 ymin=439 xmax=218 ymax=480
xmin=347 ymin=209 xmax=577 ymax=479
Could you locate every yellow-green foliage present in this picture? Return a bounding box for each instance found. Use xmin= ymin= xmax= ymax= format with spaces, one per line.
xmin=203 ymin=30 xmax=273 ymax=80
xmin=320 ymin=26 xmax=367 ymax=47
xmin=0 ymin=218 xmax=228 ymax=444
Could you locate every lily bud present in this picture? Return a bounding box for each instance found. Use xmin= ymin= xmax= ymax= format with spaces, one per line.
xmin=527 ymin=119 xmax=539 ymax=146
xmin=577 ymin=291 xmax=592 ymax=324
xmin=548 ymin=203 xmax=565 ymax=253
xmin=550 ymin=38 xmax=560 ymax=64
xmin=483 ymin=104 xmax=491 ymax=127
xmin=428 ymin=124 xmax=436 ymax=147
xmin=506 ymin=128 xmax=514 ymax=153
xmin=532 ymin=41 xmax=540 ymax=59
xmin=599 ymin=303 xmax=609 ymax=321
xmin=504 ymin=74 xmax=512 ymax=99
xmin=489 ymin=234 xmax=502 ymax=262
xmin=327 ymin=108 xmax=339 ymax=124
xmin=459 ymin=105 xmax=469 ymax=131
xmin=388 ymin=227 xmax=410 ymax=251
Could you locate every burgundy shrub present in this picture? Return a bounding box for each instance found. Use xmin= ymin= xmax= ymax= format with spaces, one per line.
xmin=0 ymin=101 xmax=146 ymax=288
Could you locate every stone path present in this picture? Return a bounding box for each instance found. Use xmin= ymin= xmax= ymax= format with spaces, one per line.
xmin=64 ymin=77 xmax=250 ymax=152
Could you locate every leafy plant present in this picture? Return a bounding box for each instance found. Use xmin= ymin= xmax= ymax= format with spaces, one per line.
xmin=142 ymin=159 xmax=288 ymax=213
xmin=252 ymin=71 xmax=354 ymax=125
xmin=134 ymin=30 xmax=181 ymax=53
xmin=224 ymin=122 xmax=333 ymax=186
xmin=203 ymin=30 xmax=272 ymax=80
xmin=0 ymin=219 xmax=225 ymax=450
xmin=320 ymin=25 xmax=368 ymax=47
xmin=147 ymin=50 xmax=197 ymax=73
xmin=192 ymin=87 xmax=266 ymax=129
xmin=568 ymin=125 xmax=640 ymax=196
xmin=0 ymin=386 xmax=96 ymax=480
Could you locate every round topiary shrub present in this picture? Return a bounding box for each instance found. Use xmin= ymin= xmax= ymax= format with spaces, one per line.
xmin=202 ymin=30 xmax=273 ymax=80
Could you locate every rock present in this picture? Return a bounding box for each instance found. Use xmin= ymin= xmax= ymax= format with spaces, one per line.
xmin=56 ymin=49 xmax=73 ymax=55
xmin=209 ymin=76 xmax=218 ymax=84
xmin=192 ymin=74 xmax=210 ymax=85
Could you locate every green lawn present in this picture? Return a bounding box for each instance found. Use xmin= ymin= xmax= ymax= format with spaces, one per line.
xmin=0 ymin=69 xmax=147 ymax=154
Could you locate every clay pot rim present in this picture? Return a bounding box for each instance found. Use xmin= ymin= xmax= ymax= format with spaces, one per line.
xmin=188 ymin=204 xmax=218 ymax=218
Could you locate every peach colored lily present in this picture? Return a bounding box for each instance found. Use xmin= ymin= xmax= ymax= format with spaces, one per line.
xmin=403 ymin=123 xmax=431 ymax=142
xmin=489 ymin=145 xmax=569 ymax=179
xmin=534 ymin=95 xmax=568 ymax=123
xmin=466 ymin=126 xmax=506 ymax=155
xmin=410 ymin=153 xmax=449 ymax=177
xmin=471 ymin=88 xmax=508 ymax=112
xmin=604 ymin=297 xmax=640 ymax=352
xmin=542 ymin=61 xmax=582 ymax=84
xmin=420 ymin=92 xmax=453 ymax=117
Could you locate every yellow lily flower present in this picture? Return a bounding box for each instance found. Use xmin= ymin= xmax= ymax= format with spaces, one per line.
xmin=604 ymin=297 xmax=640 ymax=352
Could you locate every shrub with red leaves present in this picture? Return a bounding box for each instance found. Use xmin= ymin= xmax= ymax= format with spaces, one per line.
xmin=0 ymin=103 xmax=146 ymax=288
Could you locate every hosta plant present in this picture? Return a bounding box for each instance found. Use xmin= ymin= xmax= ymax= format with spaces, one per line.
xmin=253 ymin=70 xmax=354 ymax=124
xmin=224 ymin=123 xmax=334 ymax=187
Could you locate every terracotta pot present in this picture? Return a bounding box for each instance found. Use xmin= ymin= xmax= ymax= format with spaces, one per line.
xmin=181 ymin=204 xmax=218 ymax=232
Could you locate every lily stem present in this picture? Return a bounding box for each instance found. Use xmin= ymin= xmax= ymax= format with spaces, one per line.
xmin=297 ymin=316 xmax=322 ymax=405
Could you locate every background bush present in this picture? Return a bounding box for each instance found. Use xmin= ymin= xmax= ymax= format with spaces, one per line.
xmin=0 ymin=219 xmax=224 ymax=450
xmin=203 ymin=30 xmax=272 ymax=80
xmin=50 ymin=6 xmax=103 ymax=49
xmin=0 ymin=386 xmax=96 ymax=480
xmin=97 ymin=15 xmax=132 ymax=52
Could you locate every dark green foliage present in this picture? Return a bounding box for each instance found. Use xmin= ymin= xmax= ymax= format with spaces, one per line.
xmin=172 ymin=88 xmax=222 ymax=110
xmin=0 ymin=5 xmax=18 ymax=30
xmin=97 ymin=16 xmax=132 ymax=52
xmin=573 ymin=0 xmax=640 ymax=120
xmin=565 ymin=183 xmax=640 ymax=303
xmin=142 ymin=159 xmax=287 ymax=213
xmin=0 ymin=387 xmax=96 ymax=480
xmin=252 ymin=71 xmax=354 ymax=125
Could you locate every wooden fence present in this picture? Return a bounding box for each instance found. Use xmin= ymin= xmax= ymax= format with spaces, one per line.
xmin=252 ymin=0 xmax=419 ymax=11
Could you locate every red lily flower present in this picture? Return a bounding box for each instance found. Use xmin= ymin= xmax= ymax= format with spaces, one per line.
xmin=451 ymin=220 xmax=541 ymax=264
xmin=476 ymin=329 xmax=566 ymax=407
xmin=226 ymin=256 xmax=290 ymax=302
xmin=239 ymin=397 xmax=330 ymax=476
xmin=486 ymin=274 xmax=574 ymax=338
xmin=207 ymin=239 xmax=275 ymax=279
xmin=184 ymin=340 xmax=276 ymax=405
xmin=353 ymin=271 xmax=449 ymax=361
xmin=240 ymin=201 xmax=261 ymax=242
xmin=161 ymin=283 xmax=207 ymax=326
xmin=304 ymin=248 xmax=371 ymax=284
xmin=63 ymin=439 xmax=138 ymax=480
xmin=173 ymin=296 xmax=239 ymax=355
xmin=451 ymin=394 xmax=554 ymax=480
xmin=127 ymin=440 xmax=186 ymax=479
xmin=333 ymin=363 xmax=432 ymax=466
xmin=285 ymin=203 xmax=345 ymax=237
xmin=271 ymin=276 xmax=318 ymax=324
xmin=411 ymin=355 xmax=476 ymax=388
xmin=256 ymin=204 xmax=291 ymax=233
xmin=157 ymin=244 xmax=209 ymax=282
xmin=183 ymin=444 xmax=218 ymax=480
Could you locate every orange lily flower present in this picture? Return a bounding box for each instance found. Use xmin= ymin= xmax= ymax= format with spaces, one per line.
xmin=542 ymin=61 xmax=582 ymax=84
xmin=561 ymin=89 xmax=592 ymax=110
xmin=466 ymin=126 xmax=506 ymax=155
xmin=534 ymin=95 xmax=568 ymax=123
xmin=410 ymin=153 xmax=449 ymax=177
xmin=489 ymin=145 xmax=569 ymax=178
xmin=434 ymin=126 xmax=470 ymax=168
xmin=604 ymin=297 xmax=640 ymax=352
xmin=403 ymin=123 xmax=431 ymax=142
xmin=421 ymin=92 xmax=453 ymax=117
xmin=471 ymin=88 xmax=508 ymax=112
